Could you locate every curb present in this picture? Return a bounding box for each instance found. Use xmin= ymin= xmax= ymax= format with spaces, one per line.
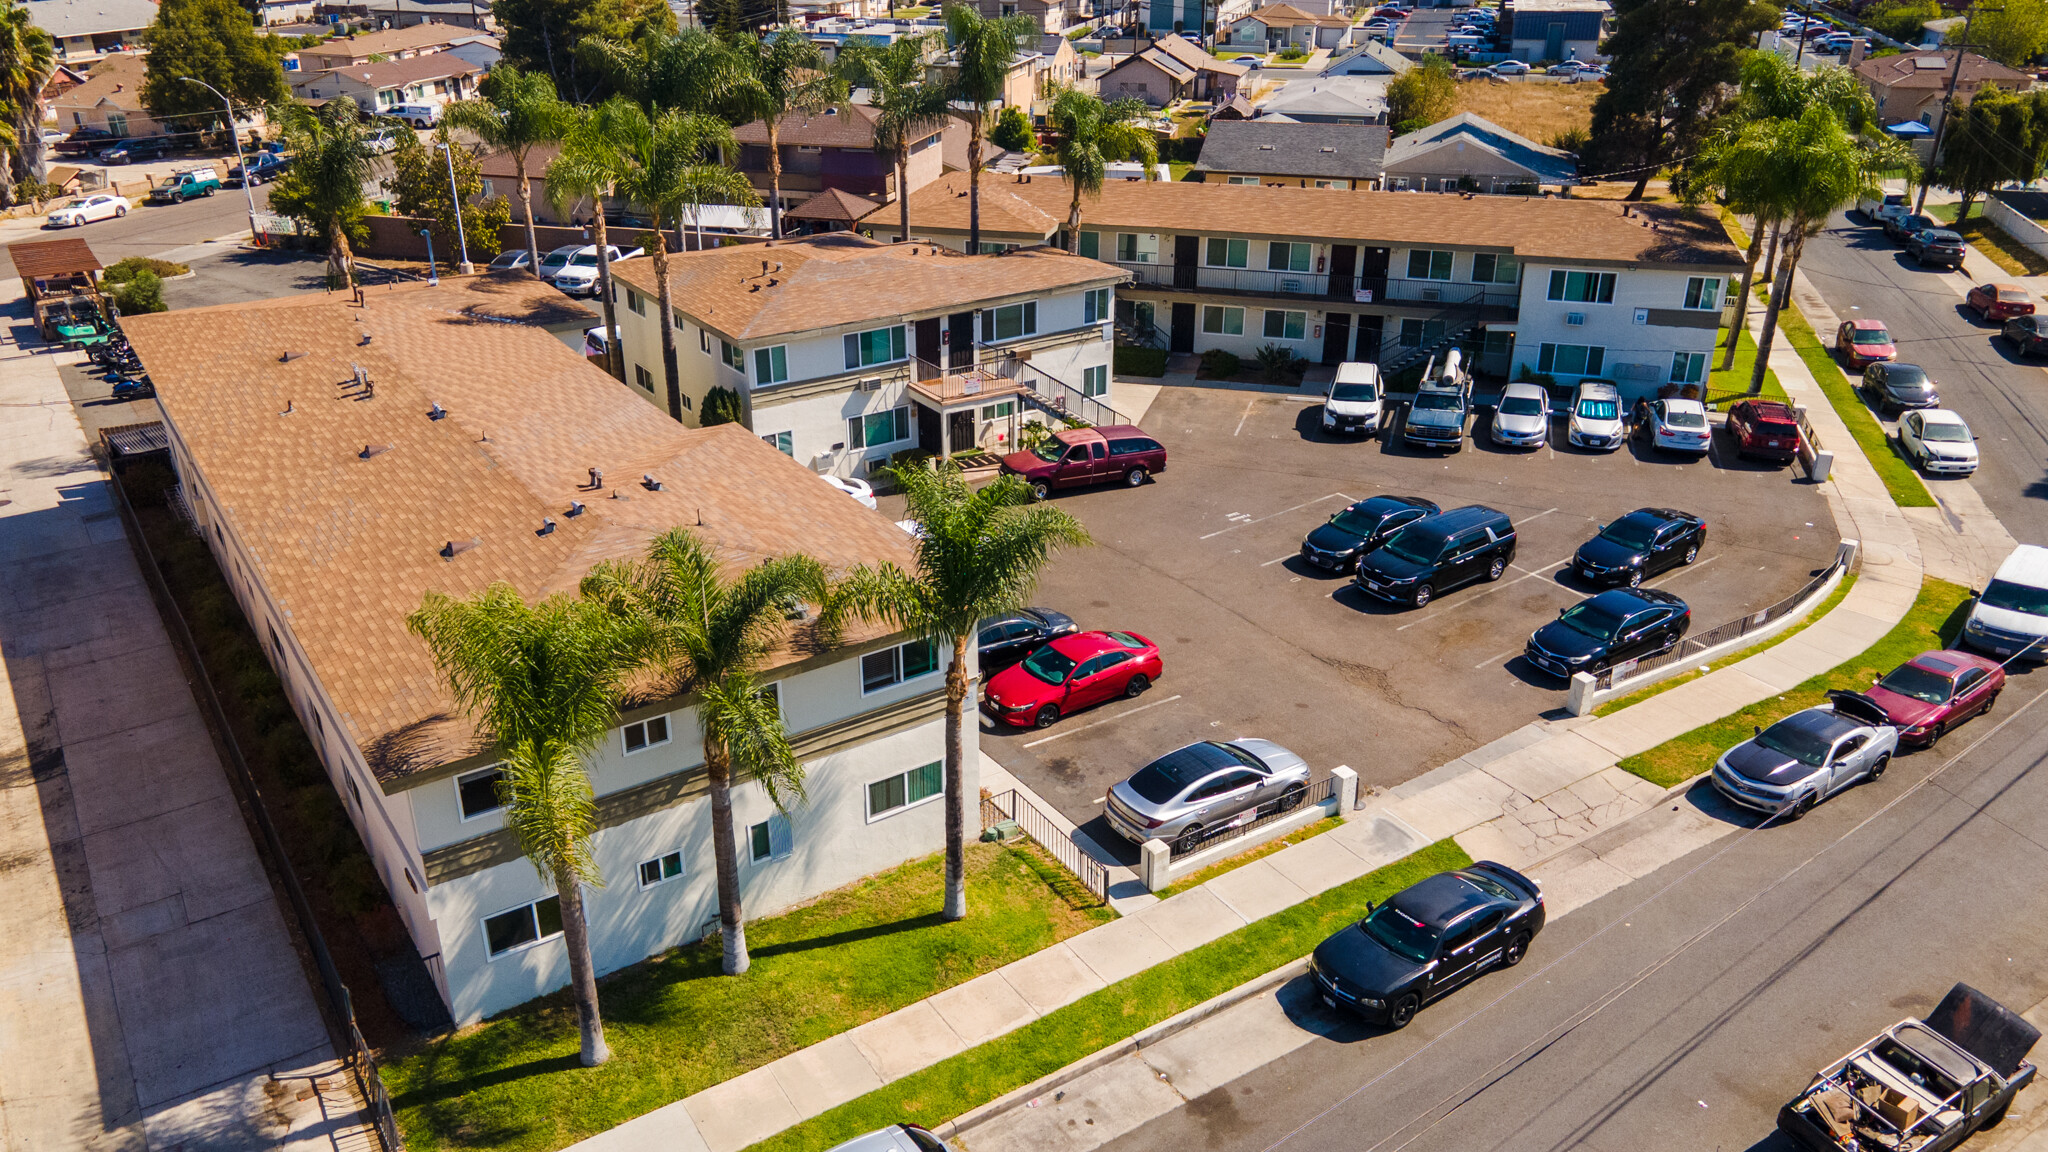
xmin=937 ymin=957 xmax=1313 ymax=1142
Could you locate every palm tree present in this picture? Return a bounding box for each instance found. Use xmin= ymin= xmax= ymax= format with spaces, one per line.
xmin=843 ymin=35 xmax=951 ymax=244
xmin=266 ymin=102 xmax=377 ymax=292
xmin=581 ymin=530 xmax=832 ymax=975
xmin=836 ymin=464 xmax=1088 ymax=921
xmin=407 ymin=586 xmax=640 ymax=1066
xmin=1690 ymin=119 xmax=1786 ymax=370
xmin=549 ymin=99 xmax=640 ymax=382
xmin=719 ymin=30 xmax=844 ymax=239
xmin=943 ymin=5 xmax=1036 ymax=255
xmin=0 ymin=0 xmax=53 ymax=198
xmin=1047 ymin=90 xmax=1158 ymax=254
xmin=581 ymin=27 xmax=728 ymax=115
xmin=444 ymin=67 xmax=577 ymax=279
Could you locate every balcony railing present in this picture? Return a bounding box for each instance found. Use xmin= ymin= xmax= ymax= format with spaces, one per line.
xmin=1117 ymin=263 xmax=1521 ymax=316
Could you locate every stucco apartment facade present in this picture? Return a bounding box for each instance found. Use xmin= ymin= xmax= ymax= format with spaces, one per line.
xmin=608 ymin=233 xmax=1126 ymax=470
xmin=884 ymin=174 xmax=1742 ymax=395
xmin=122 ymin=276 xmax=967 ymax=1025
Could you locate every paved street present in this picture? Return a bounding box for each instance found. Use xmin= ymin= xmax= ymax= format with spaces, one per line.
xmin=0 ymin=186 xmax=271 ymax=277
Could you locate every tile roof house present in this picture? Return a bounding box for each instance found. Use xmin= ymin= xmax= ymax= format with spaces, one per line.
xmin=122 ymin=273 xmax=967 ymax=1025
xmin=730 ymin=104 xmax=969 ymax=213
xmin=289 ymin=21 xmax=482 ymax=69
xmin=1318 ymin=39 xmax=1413 ymax=77
xmin=1855 ymin=50 xmax=2033 ymax=136
xmin=1097 ymin=33 xmax=1248 ymax=105
xmin=1381 ymin=112 xmax=1579 ymax=193
xmin=1193 ymin=119 xmax=1388 ymax=189
xmin=24 ymin=0 xmax=155 ymax=63
xmin=1224 ymin=3 xmax=1354 ymax=50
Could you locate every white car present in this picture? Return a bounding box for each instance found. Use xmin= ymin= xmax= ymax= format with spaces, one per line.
xmin=1547 ymin=60 xmax=1592 ymax=75
xmin=1490 ymin=381 xmax=1551 ymax=447
xmin=552 ymin=245 xmax=644 ymax=296
xmin=822 ymin=473 xmax=878 ymax=510
xmin=1566 ymin=379 xmax=1624 ymax=450
xmin=363 ymin=126 xmax=407 ymax=154
xmin=534 ymin=244 xmax=584 ymax=282
xmin=46 ymin=193 xmax=127 ymax=227
xmin=1321 ymin=361 xmax=1382 ymax=435
xmin=487 ymin=249 xmax=532 ymax=272
xmin=1963 ymin=545 xmax=2048 ymax=661
xmin=1898 ymin=408 xmax=1979 ymax=476
xmin=1646 ymin=397 xmax=1712 ymax=455
xmin=1488 ymin=59 xmax=1531 ymax=75
xmin=582 ymin=324 xmax=613 ymax=360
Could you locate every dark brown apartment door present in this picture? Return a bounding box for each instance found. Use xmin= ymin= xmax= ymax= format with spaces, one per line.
xmin=915 ymin=317 xmax=941 ymax=377
xmin=1173 ymin=234 xmax=1199 ymax=289
xmin=1322 ymin=313 xmax=1352 ymax=365
xmin=1327 ymin=245 xmax=1357 ymax=299
xmin=948 ymin=311 xmax=975 ymax=370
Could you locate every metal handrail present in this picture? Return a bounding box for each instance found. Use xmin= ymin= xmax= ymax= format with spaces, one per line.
xmin=1166 ymin=775 xmax=1338 ymax=859
xmin=980 ymin=789 xmax=1109 ymax=902
xmin=982 ymin=350 xmax=1134 ymax=428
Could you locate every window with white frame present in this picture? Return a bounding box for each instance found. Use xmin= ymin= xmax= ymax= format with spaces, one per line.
xmin=1206 ymin=237 xmax=1249 ymax=268
xmin=1226 ymin=175 xmax=1260 ymax=185
xmin=1547 ymin=269 xmax=1616 ymax=303
xmin=627 ymin=288 xmax=645 ymax=316
xmin=1670 ymin=351 xmax=1707 ymax=384
xmin=638 ymin=851 xmax=683 ymax=888
xmin=1083 ymin=364 xmax=1108 ymax=396
xmin=862 ymin=637 xmax=939 ymax=693
xmin=1202 ymin=304 xmax=1244 ymax=335
xmin=1537 ymin=342 xmax=1607 ymax=376
xmin=623 ymin=714 xmax=670 ymax=754
xmin=747 ymin=814 xmax=793 ymax=863
xmin=847 ymin=405 xmax=911 ymax=450
xmin=754 ymin=344 xmax=788 ymax=385
xmin=1078 ymin=230 xmax=1099 ymax=259
xmin=843 ymin=325 xmax=907 ymax=369
xmin=1083 ymin=287 xmax=1110 ymax=323
xmin=483 ymin=895 xmax=562 ymax=957
xmin=457 ymin=764 xmax=505 ymax=820
xmin=981 ymin=301 xmax=1038 ymax=342
xmin=762 ymin=430 xmax=792 ymax=455
xmin=868 ymin=761 xmax=942 ymax=819
xmin=699 ymin=327 xmax=711 ymax=354
xmin=981 ymin=400 xmax=1016 ymax=420
xmin=1267 ymin=241 xmax=1312 ymax=273
xmin=1313 ymin=179 xmax=1347 ymax=189
xmin=1682 ymin=276 xmax=1723 ymax=310
xmin=1408 ymin=249 xmax=1454 ymax=280
xmin=1470 ymin=254 xmax=1520 ymax=284
xmin=1115 ymin=232 xmax=1158 ymax=263
xmin=1263 ymin=309 xmax=1307 ymax=340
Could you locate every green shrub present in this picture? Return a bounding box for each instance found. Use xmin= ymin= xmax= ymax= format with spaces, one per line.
xmin=1115 ymin=346 xmax=1168 ymax=377
xmin=1199 ymin=348 xmax=1242 ymax=377
xmin=103 ymin=255 xmax=190 ymax=283
xmin=701 ymin=385 xmax=745 ymax=427
xmin=109 ymin=269 xmax=167 ymax=314
xmin=1254 ymin=342 xmax=1306 ymax=382
xmin=1277 ymin=45 xmax=1308 ymax=60
xmin=992 ymin=106 xmax=1035 ymax=152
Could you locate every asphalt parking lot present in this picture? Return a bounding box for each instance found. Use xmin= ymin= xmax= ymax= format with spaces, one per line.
xmin=980 ymin=384 xmax=1842 ymax=861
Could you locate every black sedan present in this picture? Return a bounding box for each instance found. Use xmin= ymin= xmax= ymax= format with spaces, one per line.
xmin=975 ymin=608 xmax=1079 ymax=672
xmin=1572 ymin=507 xmax=1704 ymax=587
xmin=1861 ymin=362 xmax=1941 ymax=417
xmin=1299 ymin=495 xmax=1439 ymax=574
xmin=2004 ymin=315 xmax=2048 ymax=359
xmin=1311 ymin=861 xmax=1545 ymax=1030
xmin=1525 ymin=587 xmax=1690 ymax=679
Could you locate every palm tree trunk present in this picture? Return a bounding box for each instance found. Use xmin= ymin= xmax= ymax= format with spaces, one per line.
xmin=968 ymin=112 xmax=984 ymax=254
xmin=706 ymin=740 xmax=751 ymax=974
xmin=518 ymin=153 xmax=542 ymax=280
xmin=1066 ymin=193 xmax=1082 ymax=254
xmin=767 ymin=120 xmax=784 ymax=240
xmin=592 ymin=204 xmax=623 ymax=381
xmin=1749 ymin=234 xmax=1806 ymax=396
xmin=1720 ymin=217 xmax=1766 ymax=370
xmin=897 ymin=150 xmax=911 ymax=243
xmin=553 ymin=863 xmax=611 ymax=1065
xmin=1761 ymin=221 xmax=1781 ymax=285
xmin=331 ymin=215 xmax=356 ymax=292
xmin=942 ymin=633 xmax=969 ymax=921
xmin=651 ymin=223 xmax=683 ymax=421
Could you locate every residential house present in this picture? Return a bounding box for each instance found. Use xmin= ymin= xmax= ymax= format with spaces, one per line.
xmin=973 ymin=0 xmax=1094 ymax=34
xmin=24 ymin=0 xmax=154 ymax=64
xmin=1855 ymin=50 xmax=2033 ymax=137
xmin=1097 ymin=33 xmax=1248 ymax=104
xmin=887 ymin=172 xmax=1744 ymax=396
xmin=287 ymin=21 xmax=482 ymax=71
xmin=475 ymin=142 xmax=772 ymax=237
xmin=785 ymin=187 xmax=883 ymax=235
xmin=1209 ymin=93 xmax=1257 ymax=120
xmin=1145 ymin=0 xmax=1208 ymax=38
xmin=1504 ymin=0 xmax=1610 ymax=62
xmin=298 ymin=51 xmax=483 ymax=116
xmin=1318 ymin=39 xmax=1412 ymax=77
xmin=1192 ymin=119 xmax=1386 ymax=189
xmin=49 ymin=54 xmax=159 ymax=139
xmin=1036 ymin=33 xmax=1086 ymax=89
xmin=352 ymin=0 xmax=496 ymax=28
xmin=122 ymin=274 xmax=969 ymax=1027
xmin=607 ymin=233 xmax=1125 ymax=467
xmin=1252 ymin=75 xmax=1389 ymax=123
xmin=1224 ymin=4 xmax=1353 ymax=51
xmin=1381 ymin=112 xmax=1578 ymax=193
xmin=730 ymin=105 xmax=954 ymax=213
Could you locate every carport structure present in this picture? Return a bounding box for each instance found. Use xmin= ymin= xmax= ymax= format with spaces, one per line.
xmin=8 ymin=236 xmax=103 ymax=301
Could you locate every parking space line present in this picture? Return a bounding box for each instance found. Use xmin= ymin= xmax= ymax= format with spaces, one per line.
xmin=1234 ymin=397 xmax=1256 ymax=436
xmin=1262 ymin=553 xmax=1296 ymax=566
xmin=1020 ymin=694 xmax=1183 ymax=748
xmin=1473 ymin=648 xmax=1521 ymax=669
xmin=1394 ymin=556 xmax=1575 ymax=631
xmin=1522 ymin=507 xmax=1559 ymax=523
xmin=1645 ymin=553 xmax=1720 ymax=587
xmin=1199 ymin=493 xmax=1353 ymax=540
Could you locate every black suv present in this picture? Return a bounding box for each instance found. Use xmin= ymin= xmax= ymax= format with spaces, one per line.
xmin=1524 ymin=587 xmax=1691 ymax=679
xmin=1354 ymin=504 xmax=1515 ymax=608
xmin=975 ymin=607 xmax=1079 ymax=672
xmin=1860 ymin=362 xmax=1940 ymax=416
xmin=1572 ymin=508 xmax=1705 ymax=587
xmin=1300 ymin=495 xmax=1439 ymax=573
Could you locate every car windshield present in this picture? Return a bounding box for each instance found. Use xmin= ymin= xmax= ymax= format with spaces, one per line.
xmin=571 ymin=253 xmax=601 ymax=267
xmin=1663 ymin=408 xmax=1706 ymax=429
xmin=1980 ymin=578 xmax=2048 ymax=617
xmin=1558 ymin=600 xmax=1629 ymax=641
xmin=1361 ymin=902 xmax=1436 ymax=964
xmin=1600 ymin=517 xmax=1660 ymax=550
xmin=1028 ymin=440 xmax=1065 ymax=463
xmin=1755 ymin=718 xmax=1835 ymax=767
xmin=1380 ymin=526 xmax=1443 ymax=565
xmin=1999 ymin=288 xmax=2031 ymax=302
xmin=1920 ymin=421 xmax=1970 ymax=442
xmin=1577 ymin=398 xmax=1618 ymax=420
xmin=1887 ymin=367 xmax=1932 ymax=389
xmin=1413 ymin=390 xmax=1461 ymax=411
xmin=541 ymin=253 xmax=572 ymax=268
xmin=1020 ymin=645 xmax=1077 ymax=685
xmin=1331 ymin=382 xmax=1377 ymax=401
xmin=1851 ymin=328 xmax=1892 ymax=345
xmin=1329 ymin=507 xmax=1386 ymax=537
xmin=1499 ymin=395 xmax=1545 ymax=416
xmin=1107 ymin=631 xmax=1147 ymax=649
xmin=1878 ymin=664 xmax=1953 ymax=704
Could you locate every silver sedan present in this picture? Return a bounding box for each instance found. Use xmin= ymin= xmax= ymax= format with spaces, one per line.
xmin=1106 ymin=739 xmax=1312 ymax=851
xmin=1490 ymin=382 xmax=1552 ymax=448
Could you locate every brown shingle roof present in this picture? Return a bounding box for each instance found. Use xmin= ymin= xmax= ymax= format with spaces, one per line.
xmin=298 ymin=21 xmax=475 ymax=62
xmin=1856 ymin=50 xmax=2030 ymax=91
xmin=784 ymin=187 xmax=882 ymax=222
xmin=733 ymin=105 xmax=881 ymax=150
xmin=888 ymin=171 xmax=1744 ymax=268
xmin=335 ymin=50 xmax=481 ymax=89
xmin=9 ymin=237 xmax=101 ymax=279
xmin=1234 ymin=3 xmax=1351 ymax=27
xmin=607 ymin=231 xmax=1123 ymax=342
xmin=1148 ymin=32 xmax=1250 ymax=77
xmin=121 ymin=274 xmax=918 ymax=784
xmin=477 ymin=141 xmax=562 ymax=179
xmin=52 ymin=52 xmax=145 ymax=112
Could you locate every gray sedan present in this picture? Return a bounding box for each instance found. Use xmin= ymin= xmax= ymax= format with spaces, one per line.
xmin=1490 ymin=382 xmax=1551 ymax=448
xmin=1106 ymin=739 xmax=1311 ymax=851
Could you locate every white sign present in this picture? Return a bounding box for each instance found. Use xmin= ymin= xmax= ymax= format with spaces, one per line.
xmin=1353 ymin=288 xmax=1375 ymax=303
xmin=253 ymin=212 xmax=299 ymax=235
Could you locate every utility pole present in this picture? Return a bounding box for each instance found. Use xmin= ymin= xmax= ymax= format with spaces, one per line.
xmin=1913 ymin=2 xmax=1997 ymax=215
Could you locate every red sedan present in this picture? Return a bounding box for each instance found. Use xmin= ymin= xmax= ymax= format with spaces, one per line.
xmin=1966 ymin=282 xmax=2036 ymax=322
xmin=981 ymin=630 xmax=1162 ymax=728
xmin=1864 ymin=648 xmax=2004 ymax=747
xmin=1836 ymin=318 xmax=1896 ymax=370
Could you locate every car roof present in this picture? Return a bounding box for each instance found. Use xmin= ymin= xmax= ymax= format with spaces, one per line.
xmin=1849 ymin=318 xmax=1888 ymax=330
xmin=1048 ymin=631 xmax=1124 ymax=659
xmin=1587 ymin=587 xmax=1685 ymax=613
xmin=1774 ymin=705 xmax=1860 ymax=743
xmin=1662 ymin=398 xmax=1707 ymax=414
xmin=1357 ymin=494 xmax=1435 ymax=515
xmin=823 ymin=1126 xmax=922 ymax=1152
xmin=1500 ymin=381 xmax=1546 ymax=399
xmin=1390 ymin=872 xmax=1497 ymax=926
xmin=1993 ymin=544 xmax=2048 ymax=587
xmin=1411 ymin=505 xmax=1508 ymax=536
xmin=1737 ymin=399 xmax=1796 ymax=419
xmin=1333 ymin=362 xmax=1380 ymax=384
xmin=1573 ymin=380 xmax=1618 ymax=397
xmin=1917 ymin=407 xmax=1968 ymax=427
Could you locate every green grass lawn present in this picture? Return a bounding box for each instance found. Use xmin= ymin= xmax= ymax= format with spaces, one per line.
xmin=746 ymin=840 xmax=1472 ymax=1152
xmin=1155 ymin=815 xmax=1342 ymax=898
xmin=1593 ymin=573 xmax=1857 ymax=717
xmin=1705 ymin=324 xmax=1787 ymax=403
xmin=1771 ymin=298 xmax=1935 ymax=508
xmin=1617 ymin=579 xmax=1969 ymax=787
xmin=1167 ymin=160 xmax=1194 ymax=181
xmin=384 ymin=841 xmax=1113 ymax=1152
xmin=1925 ymin=202 xmax=1959 ymax=224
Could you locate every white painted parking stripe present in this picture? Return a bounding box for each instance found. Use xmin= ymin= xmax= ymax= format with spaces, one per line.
xmin=1262 ymin=553 xmax=1296 ymax=566
xmin=1522 ymin=507 xmax=1560 ymax=522
xmin=1234 ymin=397 xmax=1257 ymax=436
xmin=1393 ymin=556 xmax=1574 ymax=631
xmin=1199 ymin=493 xmax=1353 ymax=539
xmin=1473 ymin=648 xmax=1521 ymax=669
xmin=1021 ymin=694 xmax=1183 ymax=748
xmin=1644 ymin=553 xmax=1720 ymax=587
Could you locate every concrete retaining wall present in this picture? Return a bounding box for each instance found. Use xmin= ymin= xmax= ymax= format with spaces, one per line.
xmin=1985 ymin=192 xmax=2048 ymax=262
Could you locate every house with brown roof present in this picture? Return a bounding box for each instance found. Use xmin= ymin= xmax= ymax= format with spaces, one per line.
xmin=607 ymin=232 xmax=1126 ymax=465
xmin=288 ymin=21 xmax=480 ymax=70
xmin=1855 ymin=50 xmax=2032 ymax=137
xmin=883 ymin=172 xmax=1743 ymax=393
xmin=729 ymin=105 xmax=988 ymax=216
xmin=972 ymin=0 xmax=1095 ymax=34
xmin=1098 ymin=33 xmax=1248 ymax=105
xmin=122 ymin=274 xmax=969 ymax=1025
xmin=48 ymin=53 xmax=157 ymax=138
xmin=1224 ymin=3 xmax=1354 ymax=50
xmin=25 ymin=0 xmax=154 ymax=64
xmin=291 ymin=49 xmax=481 ymax=115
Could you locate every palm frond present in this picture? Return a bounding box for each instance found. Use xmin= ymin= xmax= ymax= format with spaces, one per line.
xmin=700 ymin=671 xmax=807 ymax=811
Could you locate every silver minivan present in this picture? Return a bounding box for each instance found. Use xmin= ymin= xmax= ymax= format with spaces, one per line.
xmin=1962 ymin=544 xmax=2048 ymax=661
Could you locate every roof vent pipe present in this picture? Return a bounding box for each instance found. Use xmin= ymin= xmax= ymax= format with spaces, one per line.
xmin=537 ymin=517 xmax=557 ymax=536
xmin=429 ymin=402 xmax=446 ymax=420
xmin=642 ymin=473 xmax=663 ymax=491
xmin=566 ymin=500 xmax=585 ymax=517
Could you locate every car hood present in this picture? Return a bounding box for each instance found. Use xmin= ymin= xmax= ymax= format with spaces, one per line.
xmin=1306 ymin=523 xmax=1368 ymax=554
xmin=1884 ymin=380 xmax=1933 ymax=398
xmin=1922 ymin=439 xmax=1978 ymax=461
xmin=984 ymin=663 xmax=1055 ymax=705
xmin=1359 ymin=549 xmax=1430 ymax=582
xmin=1863 ymin=684 xmax=1943 ymax=728
xmin=1029 ymin=608 xmax=1077 ymax=634
xmin=1971 ymin=603 xmax=2048 ymax=638
xmin=1325 ymin=398 xmax=1379 ymax=417
xmin=1572 ymin=414 xmax=1622 ymax=435
xmin=1576 ymin=536 xmax=1644 ymax=570
xmin=1408 ymin=406 xmax=1464 ymax=428
xmin=1496 ymin=411 xmax=1547 ymax=434
xmin=1314 ymin=923 xmax=1428 ymax=997
xmin=1000 ymin=451 xmax=1053 ymax=476
xmin=1231 ymin=737 xmax=1307 ymax=777
xmin=1530 ymin=621 xmax=1606 ymax=662
xmin=1720 ymin=739 xmax=1815 ymax=786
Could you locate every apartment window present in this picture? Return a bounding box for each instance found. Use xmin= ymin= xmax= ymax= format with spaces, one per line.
xmin=1205 ymin=237 xmax=1249 ymax=268
xmin=638 ymin=851 xmax=683 ymax=888
xmin=1201 ymin=305 xmax=1244 ymax=335
xmin=1547 ymin=269 xmax=1616 ymax=304
xmin=456 ymin=765 xmax=505 ymax=820
xmin=623 ymin=714 xmax=670 ymax=755
xmin=1408 ymin=249 xmax=1454 ymax=280
xmin=796 ymin=144 xmax=823 ymax=153
xmin=1078 ymin=230 xmax=1099 ymax=259
xmin=1537 ymin=342 xmax=1607 ymax=376
xmin=862 ymin=638 xmax=939 ymax=693
xmin=1263 ymin=309 xmax=1307 ymax=340
xmin=843 ymin=325 xmax=907 ymax=369
xmin=847 ymin=405 xmax=911 ymax=450
xmin=1313 ymin=179 xmax=1348 ymax=190
xmin=720 ymin=339 xmax=745 ymax=371
xmin=762 ymin=430 xmax=792 ymax=455
xmin=1683 ymin=276 xmax=1722 ymax=310
xmin=980 ymin=301 xmax=1038 ymax=342
xmin=1670 ymin=350 xmax=1708 ymax=384
xmin=1083 ymin=287 xmax=1111 ymax=323
xmin=700 ymin=327 xmax=711 ymax=354
xmin=1083 ymin=364 xmax=1108 ymax=396
xmin=634 ymin=365 xmax=654 ymax=392
xmin=1471 ymin=254 xmax=1520 ymax=285
xmin=1267 ymin=241 xmax=1312 ymax=273
xmin=754 ymin=344 xmax=788 ymax=385
xmin=981 ymin=400 xmax=1016 ymax=420
xmin=346 ymin=774 xmax=362 ymax=809
xmin=1399 ymin=317 xmax=1446 ymax=348
xmin=748 ymin=814 xmax=793 ymax=863
xmin=483 ymin=895 xmax=562 ymax=958
xmin=868 ymin=761 xmax=943 ymax=819
xmin=1226 ymin=175 xmax=1260 ymax=185
xmin=627 ymin=288 xmax=645 ymax=316
xmin=1115 ymin=232 xmax=1158 ymax=263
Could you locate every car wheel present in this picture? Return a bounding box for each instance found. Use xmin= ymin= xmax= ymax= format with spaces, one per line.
xmin=1033 ymin=704 xmax=1060 ymax=729
xmin=1926 ymin=720 xmax=1947 ymax=748
xmin=114 ymin=205 xmax=125 ymax=217
xmin=1485 ymin=556 xmax=1505 ymax=581
xmin=1590 ymin=657 xmax=1610 ymax=674
xmin=1278 ymin=781 xmax=1308 ymax=810
xmin=1124 ymin=467 xmax=1147 ymax=487
xmin=1683 ymin=542 xmax=1700 ymax=565
xmin=1175 ymin=823 xmax=1206 ymax=853
xmin=1411 ymin=583 xmax=1434 ymax=607
xmin=1984 ymin=690 xmax=2001 ymax=714
xmin=1867 ymin=752 xmax=1891 ymax=782
xmin=1502 ymin=932 xmax=1532 ymax=967
xmin=1784 ymin=792 xmax=1817 ymax=822
xmin=1626 ymin=568 xmax=1643 ymax=588
xmin=1124 ymin=673 xmax=1149 ymax=698
xmin=1386 ymin=994 xmax=1420 ymax=1030
xmin=1029 ymin=480 xmax=1051 ymax=501
xmin=1983 ymin=1099 xmax=2012 ymax=1129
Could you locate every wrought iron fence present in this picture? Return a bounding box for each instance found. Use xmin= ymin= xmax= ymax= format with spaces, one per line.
xmin=1166 ymin=775 xmax=1339 ymax=860
xmin=981 ymin=789 xmax=1110 ymax=902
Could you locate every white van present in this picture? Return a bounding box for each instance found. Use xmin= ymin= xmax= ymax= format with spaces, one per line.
xmin=1322 ymin=362 xmax=1382 ymax=435
xmin=1962 ymin=545 xmax=2048 ymax=660
xmin=390 ymin=103 xmax=440 ymax=128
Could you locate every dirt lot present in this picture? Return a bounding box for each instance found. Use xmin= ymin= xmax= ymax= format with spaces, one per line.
xmin=1452 ymin=78 xmax=1599 ymax=148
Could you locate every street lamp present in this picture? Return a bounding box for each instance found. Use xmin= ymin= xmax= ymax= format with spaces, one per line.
xmin=419 ymin=227 xmax=440 ymax=286
xmin=179 ymin=76 xmax=258 ymax=244
xmin=433 ymin=139 xmax=474 ymax=273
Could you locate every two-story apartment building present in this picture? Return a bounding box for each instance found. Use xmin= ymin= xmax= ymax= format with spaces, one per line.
xmin=122 ymin=275 xmax=965 ymax=1026
xmin=731 ymin=105 xmax=951 ymax=213
xmin=291 ymin=50 xmax=482 ymax=114
xmin=882 ymin=174 xmax=1742 ymax=396
xmin=607 ymin=233 xmax=1126 ymax=472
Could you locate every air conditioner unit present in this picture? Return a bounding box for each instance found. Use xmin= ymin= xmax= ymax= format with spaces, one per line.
xmin=858 ymin=376 xmax=883 ymax=391
xmin=1565 ymin=313 xmax=1586 ymax=326
xmin=1421 ymin=287 xmax=1442 ymax=302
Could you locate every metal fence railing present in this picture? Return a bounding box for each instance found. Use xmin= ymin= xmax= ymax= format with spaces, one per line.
xmin=980 ymin=789 xmax=1110 ymax=902
xmin=1592 ymin=540 xmax=1856 ymax=691
xmin=1167 ymin=775 xmax=1338 ymax=860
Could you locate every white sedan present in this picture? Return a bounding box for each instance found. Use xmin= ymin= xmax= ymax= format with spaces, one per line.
xmin=1645 ymin=397 xmax=1713 ymax=455
xmin=821 ymin=473 xmax=878 ymax=510
xmin=46 ymin=193 xmax=127 ymax=227
xmin=1488 ymin=60 xmax=1532 ymax=75
xmin=1898 ymin=408 xmax=1979 ymax=476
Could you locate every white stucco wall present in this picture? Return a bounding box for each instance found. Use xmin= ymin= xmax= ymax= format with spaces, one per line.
xmin=1508 ymin=263 xmax=1729 ymax=396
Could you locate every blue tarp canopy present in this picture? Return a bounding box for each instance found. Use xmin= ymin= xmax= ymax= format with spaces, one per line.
xmin=1886 ymin=120 xmax=1934 ymax=137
